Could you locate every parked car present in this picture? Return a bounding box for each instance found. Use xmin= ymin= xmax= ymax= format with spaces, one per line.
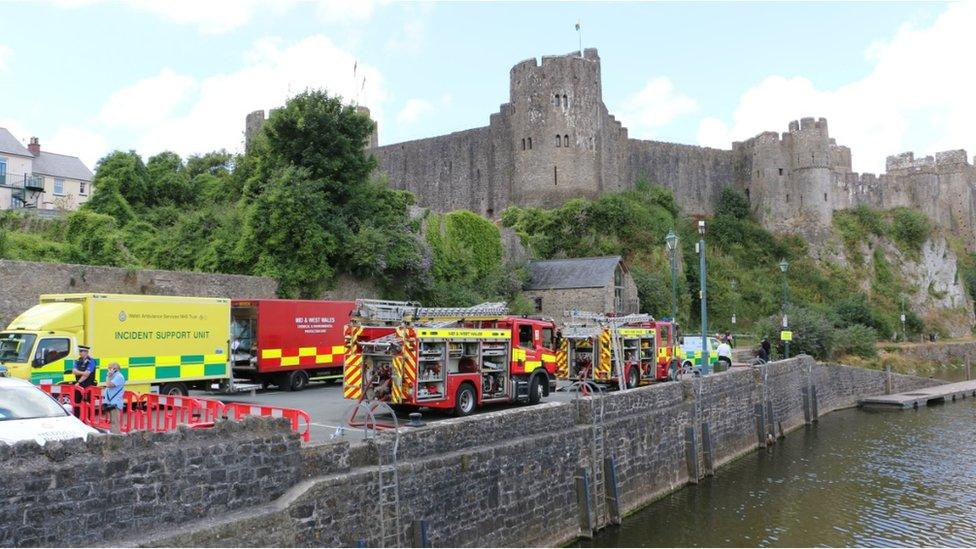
xmin=0 ymin=377 xmax=98 ymax=445
xmin=679 ymin=335 xmax=722 ymax=375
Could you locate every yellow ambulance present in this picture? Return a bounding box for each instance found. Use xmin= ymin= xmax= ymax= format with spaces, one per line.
xmin=0 ymin=293 xmax=230 ymax=395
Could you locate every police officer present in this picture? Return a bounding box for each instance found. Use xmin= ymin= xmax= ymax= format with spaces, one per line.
xmin=70 ymin=345 xmax=96 ymax=417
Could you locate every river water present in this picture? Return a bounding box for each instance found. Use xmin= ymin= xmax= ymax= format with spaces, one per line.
xmin=578 ymin=395 xmax=976 ymax=547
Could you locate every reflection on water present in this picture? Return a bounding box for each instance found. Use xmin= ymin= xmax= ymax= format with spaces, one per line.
xmin=578 ymin=400 xmax=976 ymax=547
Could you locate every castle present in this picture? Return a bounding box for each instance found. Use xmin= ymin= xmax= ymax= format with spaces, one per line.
xmin=246 ymin=48 xmax=976 ymax=245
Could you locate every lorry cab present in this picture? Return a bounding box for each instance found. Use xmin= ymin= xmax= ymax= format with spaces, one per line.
xmin=0 ymin=301 xmax=83 ymax=385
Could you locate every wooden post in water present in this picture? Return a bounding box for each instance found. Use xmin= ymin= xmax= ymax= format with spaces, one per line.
xmin=685 ymin=426 xmax=700 ymax=483
xmin=885 ymin=365 xmax=892 ymax=395
xmin=967 ymin=358 xmax=971 ymax=381
xmin=575 ymin=467 xmax=594 ymax=538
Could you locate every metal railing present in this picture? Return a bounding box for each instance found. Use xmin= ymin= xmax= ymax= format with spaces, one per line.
xmin=0 ymin=172 xmax=44 ymax=190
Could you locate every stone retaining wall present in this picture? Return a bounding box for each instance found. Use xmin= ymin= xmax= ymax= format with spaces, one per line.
xmin=0 ymin=418 xmax=302 ymax=548
xmin=122 ymin=357 xmax=939 ymax=548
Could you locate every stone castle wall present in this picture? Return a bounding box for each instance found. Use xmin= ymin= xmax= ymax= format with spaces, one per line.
xmin=57 ymin=356 xmax=935 ymax=549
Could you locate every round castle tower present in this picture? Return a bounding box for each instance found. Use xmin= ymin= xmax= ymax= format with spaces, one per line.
xmin=507 ymin=49 xmax=604 ymax=206
xmin=743 ymin=117 xmax=833 ymax=232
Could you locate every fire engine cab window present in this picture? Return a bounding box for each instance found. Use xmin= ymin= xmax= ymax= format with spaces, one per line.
xmin=541 ymin=328 xmax=554 ymax=349
xmin=518 ymin=325 xmax=533 ymax=348
xmin=35 ymin=338 xmax=70 ymax=366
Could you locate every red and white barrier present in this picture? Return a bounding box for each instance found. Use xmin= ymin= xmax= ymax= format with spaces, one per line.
xmin=37 ymin=383 xmax=310 ymax=442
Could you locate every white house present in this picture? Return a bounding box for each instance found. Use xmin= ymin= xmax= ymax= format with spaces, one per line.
xmin=0 ymin=128 xmax=94 ymax=211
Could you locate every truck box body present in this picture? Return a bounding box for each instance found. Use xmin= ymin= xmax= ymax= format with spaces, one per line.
xmin=0 ymin=293 xmax=230 ymax=392
xmin=231 ymin=300 xmax=354 ymax=383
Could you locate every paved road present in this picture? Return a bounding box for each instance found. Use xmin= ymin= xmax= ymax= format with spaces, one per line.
xmin=194 ymin=380 xmax=581 ymax=444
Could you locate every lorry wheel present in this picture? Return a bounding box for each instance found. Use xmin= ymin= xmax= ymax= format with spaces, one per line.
xmin=626 ymin=366 xmax=639 ymax=389
xmin=284 ymin=370 xmax=310 ymax=392
xmin=454 ymin=384 xmax=477 ymax=416
xmin=528 ymin=375 xmax=544 ymax=405
xmin=160 ymin=383 xmax=188 ymax=397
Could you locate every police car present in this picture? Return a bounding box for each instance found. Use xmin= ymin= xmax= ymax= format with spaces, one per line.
xmin=0 ymin=374 xmax=98 ymax=446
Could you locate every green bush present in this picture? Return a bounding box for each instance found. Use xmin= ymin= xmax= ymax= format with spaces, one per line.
xmin=755 ymin=305 xmax=835 ymax=360
xmin=890 ymin=208 xmax=930 ymax=252
xmin=833 ymin=324 xmax=878 ymax=358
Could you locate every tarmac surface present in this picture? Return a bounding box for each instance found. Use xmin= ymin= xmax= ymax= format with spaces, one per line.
xmin=194 ymin=380 xmax=581 ymax=443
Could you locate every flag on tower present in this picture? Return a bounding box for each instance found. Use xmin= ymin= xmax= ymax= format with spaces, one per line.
xmin=575 ymin=20 xmax=581 ymax=31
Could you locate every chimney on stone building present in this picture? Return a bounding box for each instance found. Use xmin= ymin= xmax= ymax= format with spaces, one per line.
xmin=27 ymin=137 xmax=40 ymax=156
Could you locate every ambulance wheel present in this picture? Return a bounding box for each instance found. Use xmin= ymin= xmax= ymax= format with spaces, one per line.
xmin=626 ymin=366 xmax=639 ymax=389
xmin=454 ymin=383 xmax=477 ymax=416
xmin=284 ymin=370 xmax=309 ymax=392
xmin=160 ymin=383 xmax=188 ymax=397
xmin=528 ymin=375 xmax=545 ymax=405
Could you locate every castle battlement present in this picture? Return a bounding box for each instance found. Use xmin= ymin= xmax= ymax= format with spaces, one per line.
xmin=886 ymin=149 xmax=971 ymax=172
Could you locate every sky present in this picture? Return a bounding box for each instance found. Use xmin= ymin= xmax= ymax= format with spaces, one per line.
xmin=0 ymin=1 xmax=971 ymax=174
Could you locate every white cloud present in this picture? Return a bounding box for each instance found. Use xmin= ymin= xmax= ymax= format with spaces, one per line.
xmin=46 ymin=127 xmax=109 ymax=169
xmin=396 ymin=99 xmax=434 ymax=125
xmin=616 ymin=77 xmax=698 ymax=138
xmin=0 ymin=44 xmax=12 ymax=73
xmin=99 ymin=68 xmax=194 ymax=130
xmin=108 ymin=35 xmax=387 ymax=158
xmin=696 ymin=2 xmax=976 ymax=173
xmin=385 ymin=10 xmax=427 ymax=55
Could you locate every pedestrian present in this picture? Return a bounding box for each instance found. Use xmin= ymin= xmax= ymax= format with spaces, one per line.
xmin=70 ymin=345 xmax=96 ymax=418
xmin=725 ymin=331 xmax=734 ymax=348
xmin=716 ymin=338 xmax=732 ymax=372
xmin=758 ymin=337 xmax=771 ymax=363
xmin=101 ymin=362 xmax=126 ymax=433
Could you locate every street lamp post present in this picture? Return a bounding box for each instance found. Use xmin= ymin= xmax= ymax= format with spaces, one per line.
xmin=731 ymin=279 xmax=737 ymax=343
xmin=779 ymin=258 xmax=790 ymax=359
xmin=699 ymin=220 xmax=708 ymax=374
xmin=666 ymin=229 xmax=678 ymax=322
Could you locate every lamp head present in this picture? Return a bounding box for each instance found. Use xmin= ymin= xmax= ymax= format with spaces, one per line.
xmin=697 ymin=220 xmax=705 ymax=236
xmin=665 ymin=229 xmax=677 ymax=251
xmin=779 ymin=259 xmax=789 ymax=273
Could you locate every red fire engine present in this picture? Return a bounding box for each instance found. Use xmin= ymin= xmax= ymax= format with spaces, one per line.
xmin=556 ymin=312 xmax=682 ymax=389
xmin=343 ymin=301 xmax=559 ymax=416
xmin=231 ymin=299 xmax=355 ymax=391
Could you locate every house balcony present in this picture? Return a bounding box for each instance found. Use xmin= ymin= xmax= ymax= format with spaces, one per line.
xmin=0 ymin=172 xmax=44 ymax=191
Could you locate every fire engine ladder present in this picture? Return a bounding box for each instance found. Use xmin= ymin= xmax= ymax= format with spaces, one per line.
xmin=564 ymin=310 xmax=654 ymax=326
xmin=410 ymin=302 xmax=509 ymax=321
xmin=610 ymin=330 xmax=627 ymax=391
xmin=349 ymin=399 xmax=402 ymax=547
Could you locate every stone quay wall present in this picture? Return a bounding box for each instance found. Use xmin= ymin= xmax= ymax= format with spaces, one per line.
xmin=112 ymin=357 xmax=939 ymax=548
xmin=0 ymin=418 xmax=302 ymax=548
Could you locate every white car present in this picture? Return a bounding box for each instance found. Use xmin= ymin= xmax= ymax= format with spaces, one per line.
xmin=0 ymin=377 xmax=98 ymax=446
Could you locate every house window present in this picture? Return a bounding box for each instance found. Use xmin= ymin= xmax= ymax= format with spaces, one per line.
xmin=80 ymin=181 xmax=87 ymax=195
xmin=786 ymin=194 xmax=789 ymax=203
xmin=778 ymin=168 xmax=783 ymax=176
xmin=54 ymin=178 xmax=64 ymax=195
xmin=534 ymin=297 xmax=543 ymax=313
xmin=824 ymin=192 xmax=828 ymax=202
xmin=562 ymin=94 xmax=568 ymax=107
xmin=553 ymin=166 xmax=557 ymax=186
xmin=553 ymin=93 xmax=560 ymax=107
xmin=521 ymin=138 xmax=526 ymax=151
xmin=614 ymin=266 xmax=624 ymax=313
xmin=527 ymin=137 xmax=532 ymax=150
xmin=555 ymin=135 xmax=561 ymax=148
xmin=563 ymin=135 xmax=569 ymax=147
xmin=0 ymin=157 xmax=6 ymax=180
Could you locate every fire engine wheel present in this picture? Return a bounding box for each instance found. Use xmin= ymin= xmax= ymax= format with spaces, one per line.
xmin=283 ymin=370 xmax=310 ymax=392
xmin=626 ymin=366 xmax=639 ymax=389
xmin=528 ymin=376 xmax=544 ymax=405
xmin=160 ymin=382 xmax=188 ymax=397
xmin=667 ymin=360 xmax=680 ymax=381
xmin=454 ymin=384 xmax=477 ymax=417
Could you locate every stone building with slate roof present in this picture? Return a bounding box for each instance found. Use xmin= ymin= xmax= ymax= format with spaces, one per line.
xmin=0 ymin=128 xmax=93 ymax=211
xmin=522 ymin=255 xmax=639 ymax=319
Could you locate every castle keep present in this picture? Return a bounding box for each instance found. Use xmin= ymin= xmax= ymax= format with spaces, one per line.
xmin=246 ymin=48 xmax=976 ymax=244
